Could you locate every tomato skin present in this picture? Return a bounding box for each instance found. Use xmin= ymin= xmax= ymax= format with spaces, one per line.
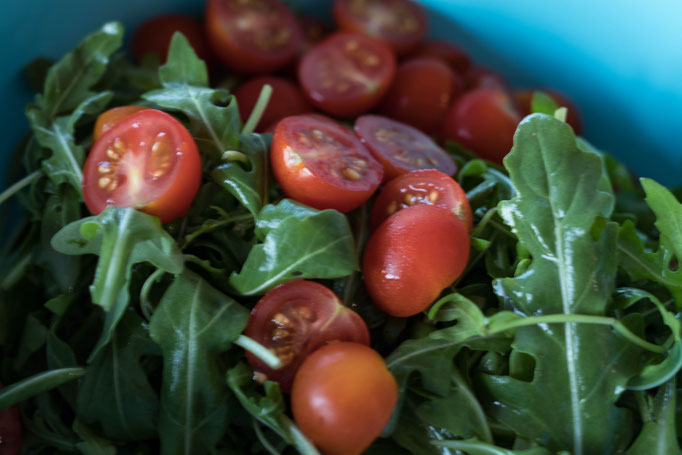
xmin=131 ymin=14 xmax=213 ymax=65
xmin=245 ymin=280 xmax=370 ymax=393
xmin=291 ymin=342 xmax=398 ymax=455
xmin=464 ymin=66 xmax=507 ymax=91
xmin=378 ymin=57 xmax=463 ymax=134
xmin=271 ymin=114 xmax=383 ymax=213
xmin=513 ymin=89 xmax=582 ymax=135
xmin=441 ymin=88 xmax=521 ymax=165
xmin=205 ymin=0 xmax=303 ymax=74
xmin=83 ymin=109 xmax=202 ymax=224
xmin=354 ymin=115 xmax=456 ymax=181
xmin=93 ymin=106 xmax=146 ymax=142
xmin=298 ymin=32 xmax=396 ymax=118
xmin=371 ymin=169 xmax=472 ymax=231
xmin=0 ymin=384 xmax=22 ymax=455
xmin=408 ymin=40 xmax=471 ymax=74
xmin=363 ymin=204 xmax=470 ymax=317
xmin=333 ymin=0 xmax=427 ymax=55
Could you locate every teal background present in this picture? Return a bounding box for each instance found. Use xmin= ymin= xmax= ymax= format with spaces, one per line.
xmin=1 ymin=0 xmax=681 ymax=184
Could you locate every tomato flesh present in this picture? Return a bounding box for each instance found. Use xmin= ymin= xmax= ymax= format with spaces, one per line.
xmin=363 ymin=204 xmax=470 ymax=317
xmin=271 ymin=114 xmax=383 ymax=212
xmin=0 ymin=384 xmax=22 ymax=455
xmin=333 ymin=0 xmax=427 ymax=55
xmin=371 ymin=169 xmax=472 ymax=231
xmin=354 ymin=114 xmax=456 ymax=181
xmin=131 ymin=14 xmax=214 ymax=65
xmin=291 ymin=342 xmax=398 ymax=455
xmin=93 ymin=106 xmax=146 ymax=142
xmin=205 ymin=0 xmax=303 ymax=74
xmin=409 ymin=40 xmax=471 ymax=74
xmin=83 ymin=109 xmax=202 ymax=224
xmin=298 ymin=32 xmax=396 ymax=117
xmin=244 ymin=280 xmax=370 ymax=393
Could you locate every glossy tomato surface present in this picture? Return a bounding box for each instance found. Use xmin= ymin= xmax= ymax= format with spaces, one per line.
xmin=408 ymin=40 xmax=471 ymax=74
xmin=354 ymin=115 xmax=456 ymax=181
xmin=131 ymin=14 xmax=213 ymax=64
xmin=441 ymin=88 xmax=521 ymax=165
xmin=464 ymin=65 xmax=508 ymax=90
xmin=83 ymin=109 xmax=202 ymax=224
xmin=244 ymin=280 xmax=369 ymax=393
xmin=93 ymin=106 xmax=146 ymax=142
xmin=298 ymin=32 xmax=396 ymax=117
xmin=205 ymin=0 xmax=302 ymax=74
xmin=271 ymin=114 xmax=383 ymax=212
xmin=363 ymin=204 xmax=470 ymax=317
xmin=291 ymin=342 xmax=398 ymax=455
xmin=378 ymin=57 xmax=462 ymax=134
xmin=513 ymin=89 xmax=582 ymax=134
xmin=0 ymin=385 xmax=21 ymax=455
xmin=333 ymin=0 xmax=427 ymax=55
xmin=371 ymin=169 xmax=472 ymax=231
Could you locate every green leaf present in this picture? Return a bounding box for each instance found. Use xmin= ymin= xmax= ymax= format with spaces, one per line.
xmin=149 ymin=270 xmax=249 ymax=455
xmin=484 ymin=114 xmax=641 ymax=454
xmin=159 ymin=32 xmax=209 ymax=87
xmin=73 ymin=419 xmax=116 ymax=455
xmin=434 ymin=439 xmax=551 ymax=455
xmin=77 ymin=312 xmax=160 ymax=442
xmin=229 ymin=199 xmax=358 ymax=295
xmin=13 ymin=314 xmax=48 ymax=370
xmin=530 ymin=91 xmax=559 ymax=116
xmin=0 ymin=367 xmax=86 ymax=409
xmin=46 ymin=327 xmax=79 ymax=406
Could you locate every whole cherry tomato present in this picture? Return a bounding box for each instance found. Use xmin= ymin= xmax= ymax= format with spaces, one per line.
xmin=464 ymin=65 xmax=508 ymax=91
xmin=408 ymin=40 xmax=471 ymax=74
xmin=131 ymin=14 xmax=214 ymax=65
xmin=93 ymin=106 xmax=146 ymax=142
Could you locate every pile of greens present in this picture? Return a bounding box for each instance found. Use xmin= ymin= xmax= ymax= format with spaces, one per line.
xmin=1 ymin=23 xmax=681 ymax=455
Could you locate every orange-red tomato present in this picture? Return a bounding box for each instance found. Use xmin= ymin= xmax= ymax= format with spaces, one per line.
xmin=131 ymin=14 xmax=214 ymax=65
xmin=291 ymin=342 xmax=398 ymax=455
xmin=513 ymin=89 xmax=582 ymax=135
xmin=83 ymin=109 xmax=202 ymax=224
xmin=93 ymin=106 xmax=146 ymax=142
xmin=0 ymin=384 xmax=21 ymax=455
xmin=363 ymin=204 xmax=470 ymax=317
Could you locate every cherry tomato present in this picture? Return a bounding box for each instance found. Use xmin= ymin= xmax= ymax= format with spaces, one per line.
xmin=408 ymin=40 xmax=471 ymax=74
xmin=291 ymin=342 xmax=398 ymax=455
xmin=354 ymin=115 xmax=456 ymax=181
xmin=93 ymin=106 xmax=146 ymax=142
xmin=271 ymin=114 xmax=383 ymax=212
xmin=298 ymin=32 xmax=396 ymax=118
xmin=371 ymin=169 xmax=472 ymax=231
xmin=363 ymin=204 xmax=470 ymax=317
xmin=378 ymin=57 xmax=463 ymax=134
xmin=513 ymin=89 xmax=582 ymax=135
xmin=244 ymin=280 xmax=370 ymax=393
xmin=234 ymin=76 xmax=312 ymax=132
xmin=131 ymin=14 xmax=213 ymax=65
xmin=299 ymin=16 xmax=331 ymax=53
xmin=464 ymin=65 xmax=507 ymax=90
xmin=83 ymin=109 xmax=202 ymax=224
xmin=441 ymin=88 xmax=521 ymax=165
xmin=0 ymin=384 xmax=22 ymax=455
xmin=333 ymin=0 xmax=427 ymax=55
xmin=205 ymin=0 xmax=303 ymax=74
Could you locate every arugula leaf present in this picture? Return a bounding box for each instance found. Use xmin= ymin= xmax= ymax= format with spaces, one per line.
xmin=149 ymin=270 xmax=249 ymax=455
xmin=229 ymin=199 xmax=358 ymax=295
xmin=530 ymin=91 xmax=559 ymax=116
xmin=73 ymin=419 xmax=117 ymax=455
xmin=0 ymin=368 xmax=86 ymax=409
xmin=13 ymin=314 xmax=48 ymax=371
xmin=434 ymin=439 xmax=552 ymax=455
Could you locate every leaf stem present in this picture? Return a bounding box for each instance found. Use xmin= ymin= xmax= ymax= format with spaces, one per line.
xmin=281 ymin=415 xmax=321 ymax=455
xmin=1 ymin=253 xmax=32 ymax=290
xmin=452 ymin=369 xmax=494 ymax=443
xmin=235 ymin=335 xmax=282 ymax=370
xmin=0 ymin=367 xmax=86 ymax=409
xmin=252 ymin=418 xmax=281 ymax=455
xmin=242 ymin=84 xmax=273 ymax=135
xmin=140 ymin=268 xmax=166 ymax=320
xmin=0 ymin=170 xmax=41 ymax=208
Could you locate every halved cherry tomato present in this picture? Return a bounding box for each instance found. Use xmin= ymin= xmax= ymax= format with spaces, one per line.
xmin=83 ymin=109 xmax=202 ymax=224
xmin=93 ymin=106 xmax=146 ymax=142
xmin=131 ymin=14 xmax=214 ymax=65
xmin=234 ymin=76 xmax=312 ymax=133
xmin=441 ymin=88 xmax=521 ymax=165
xmin=371 ymin=169 xmax=472 ymax=231
xmin=378 ymin=57 xmax=463 ymax=134
xmin=244 ymin=280 xmax=370 ymax=393
xmin=408 ymin=40 xmax=471 ymax=74
xmin=205 ymin=0 xmax=303 ymax=74
xmin=0 ymin=384 xmax=22 ymax=455
xmin=363 ymin=204 xmax=470 ymax=317
xmin=354 ymin=115 xmax=456 ymax=181
xmin=513 ymin=89 xmax=582 ymax=134
xmin=298 ymin=32 xmax=396 ymax=117
xmin=333 ymin=0 xmax=427 ymax=55
xmin=291 ymin=342 xmax=397 ymax=455
xmin=464 ymin=65 xmax=507 ymax=90
xmin=271 ymin=114 xmax=383 ymax=212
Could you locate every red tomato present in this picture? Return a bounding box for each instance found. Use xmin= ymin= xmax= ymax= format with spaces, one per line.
xmin=83 ymin=109 xmax=202 ymax=224
xmin=354 ymin=115 xmax=456 ymax=181
xmin=298 ymin=32 xmax=396 ymax=118
xmin=333 ymin=0 xmax=427 ymax=55
xmin=234 ymin=76 xmax=312 ymax=132
xmin=291 ymin=342 xmax=398 ymax=455
xmin=244 ymin=280 xmax=370 ymax=393
xmin=0 ymin=384 xmax=22 ymax=455
xmin=513 ymin=89 xmax=582 ymax=135
xmin=464 ymin=66 xmax=507 ymax=90
xmin=131 ymin=14 xmax=213 ymax=65
xmin=205 ymin=0 xmax=303 ymax=74
xmin=371 ymin=169 xmax=472 ymax=231
xmin=93 ymin=106 xmax=146 ymax=142
xmin=271 ymin=114 xmax=383 ymax=212
xmin=441 ymin=88 xmax=521 ymax=165
xmin=299 ymin=16 xmax=331 ymax=53
xmin=378 ymin=57 xmax=463 ymax=134
xmin=408 ymin=40 xmax=471 ymax=74
xmin=363 ymin=204 xmax=470 ymax=317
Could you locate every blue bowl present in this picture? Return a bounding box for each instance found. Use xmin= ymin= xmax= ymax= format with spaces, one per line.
xmin=2 ymin=0 xmax=682 ymax=185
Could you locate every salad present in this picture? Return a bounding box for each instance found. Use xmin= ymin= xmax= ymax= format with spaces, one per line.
xmin=1 ymin=0 xmax=681 ymax=454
